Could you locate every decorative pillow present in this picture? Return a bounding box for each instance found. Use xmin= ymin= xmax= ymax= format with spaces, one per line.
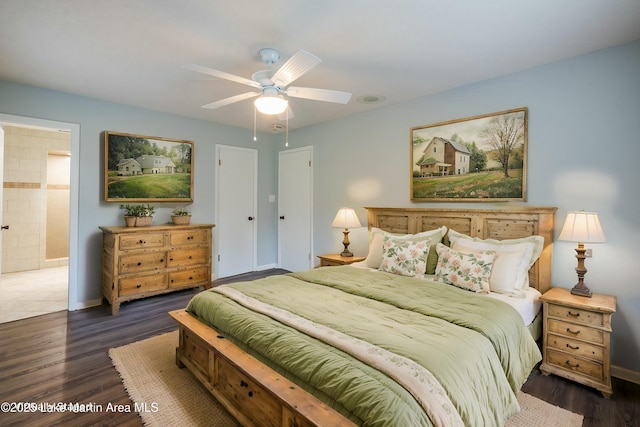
xmin=447 ymin=229 xmax=544 ymax=291
xmin=379 ymin=236 xmax=431 ymax=279
xmin=434 ymin=243 xmax=495 ymax=293
xmin=366 ymin=226 xmax=447 ymax=274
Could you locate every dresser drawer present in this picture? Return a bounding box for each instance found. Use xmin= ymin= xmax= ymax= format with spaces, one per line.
xmin=119 ymin=233 xmax=165 ymax=250
xmin=546 ymin=348 xmax=603 ymax=381
xmin=119 ymin=272 xmax=167 ymax=296
xmin=169 ymin=229 xmax=209 ymax=246
xmin=547 ymin=334 xmax=604 ymax=360
xmin=547 ymin=319 xmax=604 ymax=344
xmin=547 ymin=303 xmax=604 ymax=327
xmin=167 ymin=247 xmax=208 ymax=267
xmin=215 ymin=357 xmax=281 ymax=427
xmin=119 ymin=251 xmax=167 ymax=273
xmin=169 ymin=266 xmax=210 ymax=288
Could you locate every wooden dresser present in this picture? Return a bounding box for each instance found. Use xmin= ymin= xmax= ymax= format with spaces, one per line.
xmin=100 ymin=224 xmax=215 ymax=314
xmin=539 ymin=287 xmax=616 ymax=397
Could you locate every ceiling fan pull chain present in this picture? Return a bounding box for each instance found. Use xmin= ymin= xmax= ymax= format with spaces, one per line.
xmin=253 ymin=106 xmax=257 ymax=142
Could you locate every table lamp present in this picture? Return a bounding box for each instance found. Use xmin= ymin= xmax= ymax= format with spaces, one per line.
xmin=558 ymin=211 xmax=606 ymax=297
xmin=331 ymin=208 xmax=361 ymax=257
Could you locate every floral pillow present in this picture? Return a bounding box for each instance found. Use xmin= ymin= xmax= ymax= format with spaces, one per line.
xmin=379 ymin=236 xmax=431 ymax=279
xmin=366 ymin=226 xmax=446 ymax=274
xmin=434 ymin=243 xmax=495 ymax=293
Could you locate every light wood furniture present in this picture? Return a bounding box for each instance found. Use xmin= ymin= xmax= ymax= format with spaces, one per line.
xmin=171 ymin=206 xmax=555 ymax=426
xmin=318 ymin=253 xmax=366 ymax=266
xmin=539 ymin=287 xmax=616 ymax=398
xmin=366 ymin=206 xmax=556 ymax=293
xmin=100 ymin=224 xmax=214 ymax=315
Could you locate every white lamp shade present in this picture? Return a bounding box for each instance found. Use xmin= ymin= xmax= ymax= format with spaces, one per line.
xmin=331 ymin=208 xmax=361 ymax=229
xmin=558 ymin=211 xmax=606 ymax=243
xmin=254 ymin=94 xmax=288 ymax=115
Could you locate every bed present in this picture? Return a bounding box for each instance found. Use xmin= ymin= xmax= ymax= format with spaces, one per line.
xmin=170 ymin=206 xmax=556 ymax=427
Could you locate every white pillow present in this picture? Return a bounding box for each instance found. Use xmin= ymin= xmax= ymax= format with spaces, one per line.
xmin=365 ymin=226 xmax=447 ymax=269
xmin=447 ymin=229 xmax=543 ymax=292
xmin=434 ymin=243 xmax=495 ymax=293
xmin=379 ymin=236 xmax=430 ymax=279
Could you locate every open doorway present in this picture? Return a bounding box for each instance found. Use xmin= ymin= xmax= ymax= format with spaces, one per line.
xmin=0 ymin=123 xmax=71 ymax=323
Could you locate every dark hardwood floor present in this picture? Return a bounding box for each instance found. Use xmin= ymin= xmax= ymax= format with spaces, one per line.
xmin=0 ymin=268 xmax=638 ymax=427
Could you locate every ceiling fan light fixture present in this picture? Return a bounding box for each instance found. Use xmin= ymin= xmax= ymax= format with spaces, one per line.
xmin=254 ymin=94 xmax=288 ymax=115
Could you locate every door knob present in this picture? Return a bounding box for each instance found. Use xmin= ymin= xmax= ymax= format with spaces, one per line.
xmin=0 ymin=225 xmax=8 ymax=230
xmin=248 ymin=216 xmax=254 ymax=221
xmin=279 ymin=216 xmax=285 ymax=220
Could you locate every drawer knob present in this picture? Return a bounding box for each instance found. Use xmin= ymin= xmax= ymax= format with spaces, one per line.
xmin=137 ymin=262 xmax=142 ymax=266
xmin=248 ymin=391 xmax=253 ymax=397
xmin=566 ymin=328 xmax=581 ymax=335
xmin=567 ymin=311 xmax=580 ymax=317
xmin=240 ymin=380 xmax=248 ymax=388
xmin=566 ymin=343 xmax=580 ymax=350
xmin=136 ymin=284 xmax=142 ymax=288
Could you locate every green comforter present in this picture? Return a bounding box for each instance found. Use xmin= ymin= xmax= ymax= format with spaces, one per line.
xmin=186 ymin=266 xmax=541 ymax=427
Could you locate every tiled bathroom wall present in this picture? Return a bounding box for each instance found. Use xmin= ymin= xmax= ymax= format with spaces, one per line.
xmin=2 ymin=125 xmax=70 ymax=273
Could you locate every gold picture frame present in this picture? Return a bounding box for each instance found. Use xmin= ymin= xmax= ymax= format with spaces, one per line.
xmin=104 ymin=131 xmax=194 ymax=202
xmin=411 ymin=107 xmax=527 ymax=202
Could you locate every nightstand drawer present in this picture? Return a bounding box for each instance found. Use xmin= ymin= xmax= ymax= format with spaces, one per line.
xmin=547 ymin=334 xmax=604 ymax=360
xmin=546 ymin=348 xmax=603 ymax=381
xmin=547 ymin=303 xmax=604 ymax=327
xmin=547 ymin=319 xmax=604 ymax=344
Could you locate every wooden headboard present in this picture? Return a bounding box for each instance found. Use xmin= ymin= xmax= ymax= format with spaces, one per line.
xmin=365 ymin=206 xmax=557 ymax=294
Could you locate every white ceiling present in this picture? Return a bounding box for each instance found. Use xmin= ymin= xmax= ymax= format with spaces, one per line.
xmin=1 ymin=0 xmax=639 ymax=133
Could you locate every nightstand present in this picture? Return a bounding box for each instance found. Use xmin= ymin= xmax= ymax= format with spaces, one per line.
xmin=317 ymin=253 xmax=366 ymax=267
xmin=539 ymin=287 xmax=616 ymax=398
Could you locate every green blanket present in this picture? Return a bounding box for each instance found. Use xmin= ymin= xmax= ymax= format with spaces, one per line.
xmin=186 ymin=266 xmax=541 ymax=427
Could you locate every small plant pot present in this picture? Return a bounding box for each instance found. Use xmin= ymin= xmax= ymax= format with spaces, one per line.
xmin=135 ymin=216 xmax=153 ymax=227
xmin=124 ymin=216 xmax=136 ymax=227
xmin=171 ymin=215 xmax=191 ymax=225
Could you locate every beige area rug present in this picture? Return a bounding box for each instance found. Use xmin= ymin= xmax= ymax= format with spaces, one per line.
xmin=109 ymin=331 xmax=583 ymax=427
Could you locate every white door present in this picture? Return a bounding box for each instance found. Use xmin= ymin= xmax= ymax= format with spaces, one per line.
xmin=278 ymin=146 xmax=313 ymax=271
xmin=216 ymin=145 xmax=257 ymax=278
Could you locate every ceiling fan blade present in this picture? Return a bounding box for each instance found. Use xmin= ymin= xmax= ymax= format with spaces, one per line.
xmin=201 ymin=92 xmax=260 ymax=109
xmin=271 ymin=50 xmax=321 ymax=87
xmin=183 ymin=64 xmax=261 ymax=89
xmin=286 ymin=86 xmax=352 ymax=104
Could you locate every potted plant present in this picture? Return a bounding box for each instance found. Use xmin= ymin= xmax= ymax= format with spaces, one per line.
xmin=120 ymin=204 xmax=156 ymax=227
xmin=171 ymin=207 xmax=191 ymax=225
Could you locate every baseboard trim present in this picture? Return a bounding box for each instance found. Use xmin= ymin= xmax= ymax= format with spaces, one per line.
xmin=255 ymin=263 xmax=278 ymax=271
xmin=74 ymin=298 xmax=103 ymax=311
xmin=612 ymin=365 xmax=640 ymax=385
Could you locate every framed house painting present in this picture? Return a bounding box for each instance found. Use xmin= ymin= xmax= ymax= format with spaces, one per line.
xmin=104 ymin=131 xmax=194 ymax=202
xmin=410 ymin=107 xmax=527 ymax=202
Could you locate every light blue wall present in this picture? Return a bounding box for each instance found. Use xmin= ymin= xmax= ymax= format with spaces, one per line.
xmin=288 ymin=40 xmax=640 ymax=374
xmin=1 ymin=39 xmax=638 ymax=374
xmin=0 ymin=80 xmax=281 ymax=303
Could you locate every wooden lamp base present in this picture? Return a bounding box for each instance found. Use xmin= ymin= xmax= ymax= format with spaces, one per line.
xmin=340 ymin=229 xmax=353 ymax=257
xmin=570 ymin=243 xmax=592 ymax=297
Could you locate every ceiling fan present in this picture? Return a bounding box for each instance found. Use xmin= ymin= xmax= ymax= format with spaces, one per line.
xmin=184 ymin=48 xmax=352 ymax=117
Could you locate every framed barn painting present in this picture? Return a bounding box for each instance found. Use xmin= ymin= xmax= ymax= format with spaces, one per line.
xmin=104 ymin=131 xmax=194 ymax=202
xmin=410 ymin=107 xmax=527 ymax=202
